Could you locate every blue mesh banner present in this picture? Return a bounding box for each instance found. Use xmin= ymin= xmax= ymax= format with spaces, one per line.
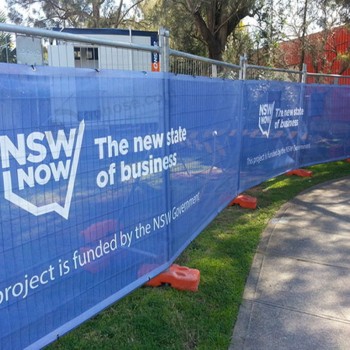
xmin=299 ymin=84 xmax=350 ymax=165
xmin=167 ymin=75 xmax=241 ymax=258
xmin=0 ymin=64 xmax=170 ymax=349
xmin=239 ymin=81 xmax=305 ymax=192
xmin=0 ymin=63 xmax=349 ymax=349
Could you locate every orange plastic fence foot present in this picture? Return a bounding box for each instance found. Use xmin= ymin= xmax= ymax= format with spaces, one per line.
xmin=286 ymin=169 xmax=313 ymax=177
xmin=229 ymin=194 xmax=257 ymax=209
xmin=143 ymin=264 xmax=200 ymax=292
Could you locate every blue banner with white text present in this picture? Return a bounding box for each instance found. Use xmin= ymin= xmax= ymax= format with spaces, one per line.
xmin=239 ymin=80 xmax=306 ymax=191
xmin=0 ymin=63 xmax=349 ymax=349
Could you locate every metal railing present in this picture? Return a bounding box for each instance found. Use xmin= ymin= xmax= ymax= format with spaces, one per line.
xmin=306 ymin=72 xmax=350 ymax=85
xmin=1 ymin=22 xmax=350 ymax=84
xmin=243 ymin=62 xmax=307 ymax=83
xmin=159 ymin=28 xmax=241 ymax=78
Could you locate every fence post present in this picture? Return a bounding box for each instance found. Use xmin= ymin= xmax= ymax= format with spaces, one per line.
xmin=159 ymin=27 xmax=170 ymax=73
xmin=239 ymin=55 xmax=247 ymax=80
xmin=211 ymin=64 xmax=218 ymax=78
xmin=301 ymin=63 xmax=307 ymax=83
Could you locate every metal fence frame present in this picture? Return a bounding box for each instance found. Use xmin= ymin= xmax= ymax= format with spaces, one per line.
xmin=1 ymin=21 xmax=350 ymax=350
xmin=1 ymin=22 xmax=350 ymax=84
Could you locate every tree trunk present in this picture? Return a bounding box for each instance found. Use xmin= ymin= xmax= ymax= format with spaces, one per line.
xmin=92 ymin=1 xmax=101 ymax=27
xmin=300 ymin=0 xmax=308 ymax=71
xmin=193 ymin=9 xmax=225 ymax=61
xmin=208 ymin=40 xmax=223 ymax=61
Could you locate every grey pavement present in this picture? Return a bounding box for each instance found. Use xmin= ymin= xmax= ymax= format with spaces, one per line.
xmin=230 ymin=177 xmax=350 ymax=350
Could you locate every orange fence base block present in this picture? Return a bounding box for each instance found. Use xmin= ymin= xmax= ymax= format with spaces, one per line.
xmin=145 ymin=264 xmax=200 ymax=292
xmin=286 ymin=169 xmax=313 ymax=177
xmin=229 ymin=194 xmax=257 ymax=209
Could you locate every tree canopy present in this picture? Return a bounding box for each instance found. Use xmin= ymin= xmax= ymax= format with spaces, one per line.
xmin=141 ymin=0 xmax=258 ymax=61
xmin=335 ymin=0 xmax=350 ymax=21
xmin=5 ymin=0 xmax=143 ymax=28
xmin=0 ymin=10 xmax=15 ymax=63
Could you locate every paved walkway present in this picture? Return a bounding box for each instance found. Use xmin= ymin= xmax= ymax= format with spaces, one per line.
xmin=230 ymin=177 xmax=350 ymax=350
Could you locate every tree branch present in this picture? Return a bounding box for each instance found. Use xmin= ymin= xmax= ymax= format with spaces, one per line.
xmin=118 ymin=0 xmax=145 ymax=24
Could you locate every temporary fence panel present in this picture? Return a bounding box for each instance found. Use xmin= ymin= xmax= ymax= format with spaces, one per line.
xmin=299 ymin=84 xmax=350 ymax=165
xmin=239 ymin=80 xmax=305 ymax=192
xmin=1 ymin=61 xmax=350 ymax=349
xmin=238 ymin=80 xmax=350 ymax=192
xmin=167 ymin=75 xmax=241 ymax=258
xmin=0 ymin=64 xmax=169 ymax=349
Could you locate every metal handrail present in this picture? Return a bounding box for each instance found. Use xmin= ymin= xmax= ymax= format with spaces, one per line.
xmin=169 ymin=48 xmax=240 ymax=70
xmin=306 ymin=72 xmax=350 ymax=79
xmin=246 ymin=64 xmax=302 ymax=75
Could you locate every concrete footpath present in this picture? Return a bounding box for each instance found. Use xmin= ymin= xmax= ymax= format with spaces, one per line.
xmin=230 ymin=177 xmax=350 ymax=350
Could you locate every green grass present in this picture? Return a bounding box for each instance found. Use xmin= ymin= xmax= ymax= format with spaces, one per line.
xmin=48 ymin=161 xmax=350 ymax=350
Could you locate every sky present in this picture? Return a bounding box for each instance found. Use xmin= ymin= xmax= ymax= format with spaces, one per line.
xmin=0 ymin=0 xmax=6 ymax=11
xmin=0 ymin=0 xmax=135 ymax=24
xmin=0 ymin=0 xmax=9 ymax=22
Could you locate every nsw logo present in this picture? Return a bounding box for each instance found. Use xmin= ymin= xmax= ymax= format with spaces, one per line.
xmin=0 ymin=120 xmax=85 ymax=219
xmin=258 ymin=102 xmax=275 ymax=138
